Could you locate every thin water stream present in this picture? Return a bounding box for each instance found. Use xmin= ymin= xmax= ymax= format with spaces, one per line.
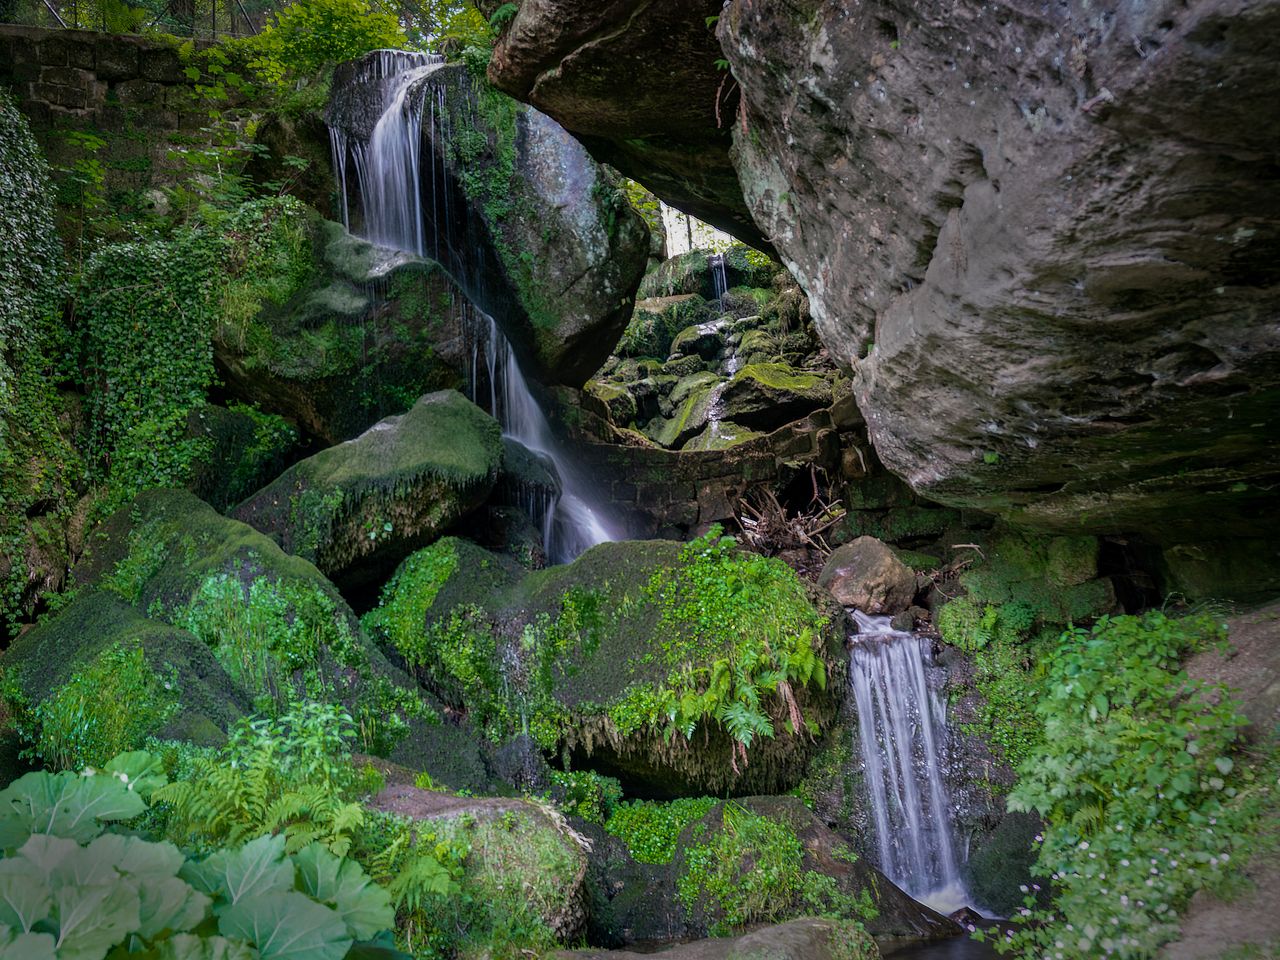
xmin=328 ymin=51 xmax=621 ymax=563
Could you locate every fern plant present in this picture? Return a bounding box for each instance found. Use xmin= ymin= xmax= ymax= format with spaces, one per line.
xmin=155 ymin=702 xmax=367 ymax=856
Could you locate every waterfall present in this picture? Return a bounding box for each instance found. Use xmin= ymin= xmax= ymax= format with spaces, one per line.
xmin=849 ymin=611 xmax=970 ymax=915
xmin=709 ymin=252 xmax=728 ymax=306
xmin=328 ymin=50 xmax=620 ymax=564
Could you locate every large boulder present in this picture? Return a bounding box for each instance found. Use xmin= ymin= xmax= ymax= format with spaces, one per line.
xmin=214 ymin=218 xmax=470 ymax=445
xmin=819 ymin=537 xmax=919 ymax=615
xmin=327 ymin=57 xmax=649 ymax=385
xmin=672 ymin=797 xmax=954 ymax=940
xmin=233 ymin=391 xmax=502 ymax=590
xmin=477 ymin=0 xmax=767 ymax=250
xmin=72 ymin=489 xmax=427 ymax=755
xmin=363 ymin=535 xmax=848 ymax=796
xmin=718 ymin=363 xmax=834 ymax=432
xmin=720 ymin=0 xmax=1280 ymax=545
xmin=1 ymin=590 xmax=247 ymax=759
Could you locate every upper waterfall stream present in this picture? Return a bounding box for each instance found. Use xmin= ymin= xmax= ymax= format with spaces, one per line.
xmin=849 ymin=610 xmax=973 ymax=916
xmin=328 ymin=50 xmax=621 ymax=564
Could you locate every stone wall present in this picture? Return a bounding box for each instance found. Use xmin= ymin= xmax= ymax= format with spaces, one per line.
xmin=0 ymin=24 xmax=224 ymax=208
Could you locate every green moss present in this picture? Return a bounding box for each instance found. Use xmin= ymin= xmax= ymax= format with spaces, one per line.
xmin=77 ymin=489 xmax=429 ymax=753
xmin=891 ymin=548 xmax=942 ymax=572
xmin=363 ymin=539 xmax=460 ymax=657
xmin=682 ymin=422 xmax=765 ymax=452
xmin=0 ymin=590 xmax=246 ymax=768
xmin=729 ymin=362 xmax=827 ymax=394
xmin=676 ymin=803 xmax=874 ymax=937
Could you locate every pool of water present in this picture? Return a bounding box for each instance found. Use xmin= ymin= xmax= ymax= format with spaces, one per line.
xmin=881 ymin=934 xmax=1000 ymax=959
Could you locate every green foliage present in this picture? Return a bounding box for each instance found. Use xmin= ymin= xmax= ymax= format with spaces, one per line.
xmin=604 ymin=797 xmax=717 ymax=864
xmin=363 ymin=540 xmax=460 ymax=657
xmin=960 ymin=638 xmax=1047 ymax=772
xmin=675 ymin=804 xmax=874 ymax=937
xmin=487 ymin=2 xmax=518 ymax=32
xmin=610 ymin=526 xmax=827 ymax=752
xmin=155 ymin=703 xmax=370 ymax=857
xmin=937 ymin=597 xmax=1037 ymax=653
xmin=79 ymin=196 xmax=316 ymax=519
xmin=17 ymin=641 xmax=179 ymax=773
xmin=548 ymin=770 xmax=621 ymax=824
xmin=0 ymin=754 xmax=399 ymax=960
xmin=243 ymin=0 xmax=407 ymax=87
xmin=985 ymin=612 xmax=1263 ymax=958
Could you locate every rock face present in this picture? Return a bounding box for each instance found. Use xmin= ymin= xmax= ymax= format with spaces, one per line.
xmin=478 ymin=0 xmax=766 ymax=250
xmin=233 ymin=391 xmax=502 ymax=590
xmin=215 ymin=219 xmax=471 ymax=445
xmin=720 ymin=0 xmax=1280 ymax=545
xmin=327 ymin=57 xmax=649 ymax=386
xmin=819 ymin=537 xmax=918 ymax=614
xmin=554 ymin=919 xmax=870 ymax=960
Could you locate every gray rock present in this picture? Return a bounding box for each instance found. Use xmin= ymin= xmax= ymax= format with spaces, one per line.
xmin=721 ymin=0 xmax=1280 ymax=544
xmin=819 ymin=536 xmax=918 ymax=614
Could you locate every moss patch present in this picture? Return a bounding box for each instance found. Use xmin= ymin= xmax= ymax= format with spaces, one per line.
xmin=232 ymin=390 xmax=502 ymax=587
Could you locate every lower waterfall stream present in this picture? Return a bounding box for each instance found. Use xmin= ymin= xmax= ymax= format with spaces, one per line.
xmin=849 ymin=611 xmax=973 ymax=916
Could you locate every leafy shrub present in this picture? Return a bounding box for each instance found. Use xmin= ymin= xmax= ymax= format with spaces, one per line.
xmin=675 ymin=803 xmax=874 ymax=936
xmin=548 ymin=769 xmax=622 ymax=824
xmin=245 ymin=0 xmax=407 ymax=86
xmin=0 ymin=751 xmax=400 ymax=960
xmin=986 ymin=612 xmax=1263 ymax=958
xmin=17 ymin=641 xmax=179 ymax=772
xmin=604 ymin=797 xmax=717 ymax=864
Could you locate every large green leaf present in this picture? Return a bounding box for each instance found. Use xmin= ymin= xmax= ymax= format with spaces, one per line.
xmin=50 ymin=881 xmax=140 ymax=960
xmin=103 ymin=752 xmax=168 ymax=799
xmin=0 ymin=874 xmax=52 ymax=932
xmin=0 ymin=772 xmax=146 ymax=850
xmin=87 ymin=834 xmax=185 ymax=881
xmin=218 ymin=891 xmax=350 ymax=960
xmin=0 ymin=925 xmax=57 ymax=960
xmin=151 ymin=933 xmax=259 ymax=960
xmin=135 ymin=875 xmax=211 ymax=940
xmin=181 ymin=835 xmax=294 ymax=908
xmin=291 ymin=845 xmax=393 ymax=940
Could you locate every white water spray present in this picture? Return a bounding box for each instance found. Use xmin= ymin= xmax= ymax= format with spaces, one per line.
xmin=328 ymin=51 xmax=621 ymax=563
xmin=849 ymin=611 xmax=971 ymax=915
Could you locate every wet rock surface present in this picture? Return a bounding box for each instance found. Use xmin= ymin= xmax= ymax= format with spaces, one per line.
xmin=233 ymin=391 xmax=502 ymax=590
xmin=720 ymin=0 xmax=1280 ymax=545
xmin=820 ymin=537 xmax=919 ymax=615
xmin=327 ymin=57 xmax=649 ymax=386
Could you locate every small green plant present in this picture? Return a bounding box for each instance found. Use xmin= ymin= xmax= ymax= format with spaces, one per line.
xmin=605 ymin=797 xmax=718 ymax=864
xmin=487 ymin=2 xmax=518 ymax=33
xmin=548 ymin=769 xmax=622 ymax=824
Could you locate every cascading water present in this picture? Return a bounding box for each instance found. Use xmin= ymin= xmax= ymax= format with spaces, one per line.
xmin=709 ymin=252 xmax=729 ymax=305
xmin=328 ymin=51 xmax=621 ymax=564
xmin=849 ymin=610 xmax=970 ymax=915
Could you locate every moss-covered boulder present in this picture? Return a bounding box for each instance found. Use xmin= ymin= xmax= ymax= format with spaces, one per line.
xmin=186 ymin=403 xmax=301 ymax=512
xmin=643 ymin=373 xmax=721 ymax=449
xmin=72 ymin=489 xmax=427 ymax=755
xmin=370 ymin=783 xmax=590 ymax=943
xmin=617 ymin=295 xmax=709 ymax=360
xmin=671 ymin=797 xmax=954 ymax=940
xmin=328 ymin=58 xmax=650 ymax=386
xmin=0 ymin=590 xmax=247 ymax=767
xmin=718 ymin=363 xmax=834 ymax=431
xmin=233 ymin=391 xmax=502 ymax=590
xmin=364 ymin=532 xmax=847 ymax=796
xmin=214 ymin=218 xmax=470 ymax=445
xmin=681 ymin=422 xmax=765 ymax=452
xmin=637 ymin=246 xmax=779 ymax=302
xmin=935 ymin=527 xmax=1118 ymax=650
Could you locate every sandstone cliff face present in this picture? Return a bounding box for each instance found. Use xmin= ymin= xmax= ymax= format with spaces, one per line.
xmin=479 ymin=0 xmax=769 ymax=250
xmin=721 ymin=0 xmax=1280 ymax=545
xmin=488 ymin=0 xmax=1280 ymax=556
